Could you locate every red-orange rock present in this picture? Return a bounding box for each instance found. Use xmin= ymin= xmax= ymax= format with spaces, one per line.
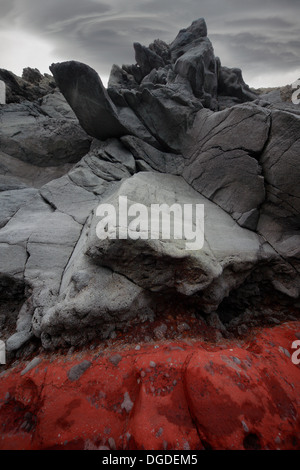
xmin=0 ymin=323 xmax=299 ymax=450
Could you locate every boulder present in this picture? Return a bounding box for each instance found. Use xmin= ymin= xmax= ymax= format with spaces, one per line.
xmin=85 ymin=172 xmax=277 ymax=313
xmin=50 ymin=61 xmax=130 ymax=140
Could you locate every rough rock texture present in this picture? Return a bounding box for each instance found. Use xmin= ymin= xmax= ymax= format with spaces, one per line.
xmin=0 ymin=18 xmax=300 ymax=450
xmin=49 ymin=61 xmax=130 ymax=141
xmin=170 ymin=19 xmax=219 ymax=110
xmin=53 ymin=18 xmax=258 ymax=154
xmin=0 ymin=101 xmax=92 ymax=167
xmin=182 ymin=103 xmax=271 ymax=227
xmin=85 ymin=172 xmax=276 ymax=309
xmin=0 ymin=17 xmax=299 ymax=353
xmin=218 ymin=65 xmax=258 ymax=107
xmin=0 ymin=323 xmax=299 ymax=450
xmin=0 ymin=68 xmax=56 ymax=104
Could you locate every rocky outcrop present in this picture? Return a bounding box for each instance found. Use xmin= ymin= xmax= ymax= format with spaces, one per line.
xmin=182 ymin=102 xmax=271 ymax=229
xmin=0 ymin=101 xmax=92 ymax=167
xmin=0 ymin=323 xmax=299 ymax=450
xmin=51 ymin=18 xmax=258 ymax=154
xmin=49 ymin=61 xmax=130 ymax=141
xmin=0 ymin=18 xmax=299 ymax=364
xmin=0 ymin=17 xmax=300 ymax=452
xmin=0 ymin=91 xmax=92 ymax=191
xmin=218 ymin=65 xmax=258 ymax=107
xmin=0 ymin=68 xmax=56 ymax=104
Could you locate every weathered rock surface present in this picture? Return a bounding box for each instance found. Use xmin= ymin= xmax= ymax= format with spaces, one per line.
xmin=257 ymin=109 xmax=300 ymax=290
xmin=218 ymin=65 xmax=258 ymax=107
xmin=85 ymin=172 xmax=276 ymax=309
xmin=0 ymin=323 xmax=299 ymax=450
xmin=182 ymin=103 xmax=271 ymax=228
xmin=121 ymin=135 xmax=184 ymax=175
xmin=0 ymin=100 xmax=92 ymax=167
xmin=53 ymin=18 xmax=258 ymax=154
xmin=49 ymin=61 xmax=130 ymax=141
xmin=0 ymin=68 xmax=56 ymax=104
xmin=0 ymin=16 xmax=299 ymax=423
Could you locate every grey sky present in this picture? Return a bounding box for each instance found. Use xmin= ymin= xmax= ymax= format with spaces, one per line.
xmin=0 ymin=0 xmax=299 ymax=88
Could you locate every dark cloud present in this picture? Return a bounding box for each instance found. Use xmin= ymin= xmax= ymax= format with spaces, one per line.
xmin=6 ymin=0 xmax=112 ymax=28
xmin=0 ymin=0 xmax=299 ymax=86
xmin=0 ymin=0 xmax=16 ymax=17
xmin=211 ymin=29 xmax=300 ymax=82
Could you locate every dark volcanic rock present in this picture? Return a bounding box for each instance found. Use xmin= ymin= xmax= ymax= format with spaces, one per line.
xmin=50 ymin=18 xmax=256 ymax=151
xmin=169 ymin=17 xmax=208 ymax=60
xmin=0 ymin=17 xmax=299 ymax=454
xmin=134 ymin=42 xmax=165 ymax=79
xmin=0 ymin=18 xmax=299 ymax=354
xmin=123 ymin=86 xmax=202 ymax=153
xmin=218 ymin=65 xmax=258 ymax=105
xmin=50 ymin=61 xmax=130 ymax=140
xmin=0 ymin=68 xmax=56 ymax=104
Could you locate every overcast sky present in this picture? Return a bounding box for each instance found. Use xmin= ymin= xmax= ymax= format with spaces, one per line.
xmin=0 ymin=0 xmax=299 ymax=88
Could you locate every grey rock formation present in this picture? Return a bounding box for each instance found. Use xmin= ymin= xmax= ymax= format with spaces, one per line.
xmin=121 ymin=135 xmax=184 ymax=175
xmin=0 ymin=149 xmax=74 ymax=190
xmin=0 ymin=101 xmax=92 ymax=167
xmin=51 ymin=18 xmax=256 ymax=154
xmin=134 ymin=42 xmax=165 ymax=79
xmin=257 ymin=109 xmax=300 ymax=291
xmin=0 ymin=19 xmax=299 ymax=353
xmin=49 ymin=61 xmax=130 ymax=140
xmin=0 ymin=68 xmax=56 ymax=104
xmin=85 ymin=172 xmax=277 ymax=311
xmin=169 ymin=18 xmax=208 ymax=60
xmin=182 ymin=103 xmax=271 ymax=228
xmin=40 ymin=91 xmax=78 ymax=120
xmin=218 ymin=65 xmax=258 ymax=106
xmin=123 ymin=86 xmax=202 ymax=153
xmin=174 ymin=41 xmax=218 ymax=110
xmin=50 ymin=61 xmax=160 ymax=147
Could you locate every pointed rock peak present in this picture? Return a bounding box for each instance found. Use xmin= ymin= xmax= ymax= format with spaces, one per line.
xmin=170 ymin=18 xmax=208 ymax=52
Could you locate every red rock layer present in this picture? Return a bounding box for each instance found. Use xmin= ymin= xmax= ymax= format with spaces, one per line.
xmin=0 ymin=323 xmax=299 ymax=450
